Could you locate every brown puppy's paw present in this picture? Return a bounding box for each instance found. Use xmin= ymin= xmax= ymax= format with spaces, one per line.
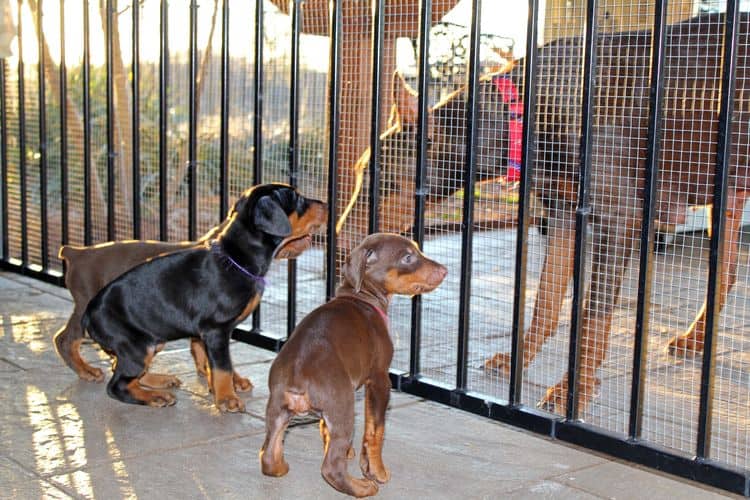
xmin=78 ymin=365 xmax=105 ymax=383
xmin=667 ymin=332 xmax=703 ymax=358
xmin=260 ymin=456 xmax=290 ymax=477
xmin=360 ymin=450 xmax=390 ymax=484
xmin=350 ymin=478 xmax=379 ymax=498
xmin=216 ymin=395 xmax=245 ymax=413
xmin=483 ymin=352 xmax=512 ymax=376
xmin=233 ymin=372 xmax=253 ymax=392
xmin=144 ymin=390 xmax=177 ymax=407
xmin=139 ymin=372 xmax=182 ymax=389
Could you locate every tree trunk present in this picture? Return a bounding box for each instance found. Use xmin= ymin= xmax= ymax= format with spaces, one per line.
xmin=98 ymin=0 xmax=134 ymax=236
xmin=170 ymin=0 xmax=220 ymax=197
xmin=28 ymin=0 xmax=108 ymax=238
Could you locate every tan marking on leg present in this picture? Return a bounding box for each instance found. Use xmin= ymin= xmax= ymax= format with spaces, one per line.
xmin=125 ymin=378 xmax=176 ymax=407
xmin=190 ymin=338 xmax=209 ymax=377
xmin=139 ymin=372 xmax=182 ymax=389
xmin=69 ymin=338 xmax=105 ymax=382
xmin=211 ymin=369 xmax=245 ymax=412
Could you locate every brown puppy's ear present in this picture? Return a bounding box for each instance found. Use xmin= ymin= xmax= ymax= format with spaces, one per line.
xmin=344 ymin=247 xmax=376 ymax=293
xmin=254 ymin=195 xmax=292 ymax=237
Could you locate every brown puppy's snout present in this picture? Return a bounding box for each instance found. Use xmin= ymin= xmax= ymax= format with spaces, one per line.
xmin=407 ymin=257 xmax=447 ymax=295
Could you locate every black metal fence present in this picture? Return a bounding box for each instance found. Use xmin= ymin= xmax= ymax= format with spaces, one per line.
xmin=1 ymin=0 xmax=749 ymax=495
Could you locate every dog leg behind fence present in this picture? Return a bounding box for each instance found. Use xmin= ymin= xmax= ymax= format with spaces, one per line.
xmin=484 ymin=204 xmax=575 ymax=375
xmin=538 ymin=202 xmax=639 ymax=414
xmin=668 ymin=195 xmax=745 ymax=356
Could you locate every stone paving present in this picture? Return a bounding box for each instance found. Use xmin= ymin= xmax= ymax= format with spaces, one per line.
xmin=0 ymin=231 xmax=743 ymax=498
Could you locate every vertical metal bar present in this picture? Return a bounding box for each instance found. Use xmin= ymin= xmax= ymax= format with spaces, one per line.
xmin=325 ymin=0 xmax=342 ymax=301
xmin=455 ymin=0 xmax=481 ymax=391
xmin=0 ymin=60 xmax=8 ymax=260
xmin=37 ymin=0 xmax=48 ymax=268
xmin=566 ymin=0 xmax=598 ymax=421
xmin=696 ymin=0 xmax=739 ymax=460
xmin=105 ymin=0 xmax=115 ymax=241
xmin=219 ymin=0 xmax=229 ymax=220
xmin=367 ymin=0 xmax=385 ymax=234
xmin=82 ymin=0 xmax=92 ymax=245
xmin=59 ymin=0 xmax=68 ymax=246
xmin=409 ymin=0 xmax=431 ymax=378
xmin=187 ymin=0 xmax=198 ymax=240
xmin=508 ymin=0 xmax=539 ymax=406
xmin=629 ymin=0 xmax=668 ymax=440
xmin=159 ymin=0 xmax=168 ymax=241
xmin=18 ymin=0 xmax=28 ymax=263
xmin=251 ymin=0 xmax=264 ymax=333
xmin=132 ymin=0 xmax=141 ymax=239
xmin=287 ymin=0 xmax=302 ymax=335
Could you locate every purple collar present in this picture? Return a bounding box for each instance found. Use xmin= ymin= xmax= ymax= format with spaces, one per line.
xmin=210 ymin=240 xmax=268 ymax=286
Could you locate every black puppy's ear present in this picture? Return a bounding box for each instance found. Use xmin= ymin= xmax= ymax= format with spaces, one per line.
xmin=344 ymin=247 xmax=376 ymax=293
xmin=254 ymin=195 xmax=292 ymax=237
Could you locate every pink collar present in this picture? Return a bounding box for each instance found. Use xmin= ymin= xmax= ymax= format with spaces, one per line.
xmin=338 ymin=295 xmax=389 ymax=326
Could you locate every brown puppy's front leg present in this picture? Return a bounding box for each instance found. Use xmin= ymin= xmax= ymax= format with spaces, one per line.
xmin=204 ymin=332 xmax=245 ymax=412
xmin=320 ymin=420 xmax=356 ymax=459
xmin=321 ymin=392 xmax=378 ymax=498
xmin=360 ymin=373 xmax=391 ymax=484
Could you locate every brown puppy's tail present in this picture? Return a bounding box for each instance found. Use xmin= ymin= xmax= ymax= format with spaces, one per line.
xmin=284 ymin=390 xmax=311 ymax=415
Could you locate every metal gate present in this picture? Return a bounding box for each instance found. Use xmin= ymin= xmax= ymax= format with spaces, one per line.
xmin=1 ymin=0 xmax=748 ymax=495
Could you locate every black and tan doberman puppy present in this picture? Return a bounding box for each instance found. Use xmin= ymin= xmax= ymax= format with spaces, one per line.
xmin=82 ymin=184 xmax=327 ymax=411
xmin=260 ymin=233 xmax=447 ymax=497
xmin=57 ymin=226 xmax=224 ymax=388
xmin=57 ymin=199 xmax=310 ymax=390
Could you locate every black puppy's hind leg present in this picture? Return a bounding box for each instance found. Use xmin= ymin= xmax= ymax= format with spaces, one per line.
xmin=85 ymin=315 xmax=177 ymax=408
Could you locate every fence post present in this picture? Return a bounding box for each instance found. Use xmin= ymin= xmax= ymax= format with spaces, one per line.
xmin=409 ymin=0 xmax=432 ymax=379
xmin=219 ymin=0 xmax=229 ymax=221
xmin=132 ymin=0 xmax=140 ymax=239
xmin=565 ymin=0 xmax=598 ymax=421
xmin=326 ymin=0 xmax=342 ymax=301
xmin=509 ymin=0 xmax=540 ymax=406
xmin=251 ymin=0 xmax=264 ymax=334
xmin=188 ymin=0 xmax=198 ymax=241
xmin=629 ymin=0 xmax=668 ymax=440
xmin=696 ymin=0 xmax=740 ymax=460
xmin=59 ymin=0 xmax=68 ymax=246
xmin=82 ymin=0 xmax=92 ymax=245
xmin=159 ymin=0 xmax=168 ymax=241
xmin=105 ymin=0 xmax=115 ymax=241
xmin=455 ymin=0 xmax=481 ymax=391
xmin=367 ymin=0 xmax=385 ymax=235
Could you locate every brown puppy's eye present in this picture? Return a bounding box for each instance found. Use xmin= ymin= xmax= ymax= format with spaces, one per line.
xmin=401 ymin=253 xmax=414 ymax=265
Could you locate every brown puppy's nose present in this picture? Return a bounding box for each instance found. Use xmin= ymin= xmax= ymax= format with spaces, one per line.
xmin=437 ymin=264 xmax=448 ymax=281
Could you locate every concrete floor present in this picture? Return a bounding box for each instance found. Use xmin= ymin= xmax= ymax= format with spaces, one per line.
xmin=0 ymin=271 xmax=736 ymax=499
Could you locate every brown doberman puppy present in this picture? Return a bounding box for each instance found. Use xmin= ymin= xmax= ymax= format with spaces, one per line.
xmin=260 ymin=233 xmax=447 ymax=497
